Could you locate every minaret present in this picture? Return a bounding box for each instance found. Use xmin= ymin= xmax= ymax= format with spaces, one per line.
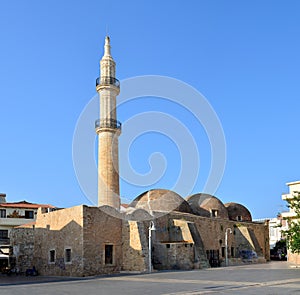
xmin=95 ymin=36 xmax=121 ymax=209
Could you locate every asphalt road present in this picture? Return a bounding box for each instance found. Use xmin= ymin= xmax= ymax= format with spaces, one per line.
xmin=0 ymin=261 xmax=299 ymax=294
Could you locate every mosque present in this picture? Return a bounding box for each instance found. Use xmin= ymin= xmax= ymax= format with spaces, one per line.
xmin=10 ymin=37 xmax=270 ymax=276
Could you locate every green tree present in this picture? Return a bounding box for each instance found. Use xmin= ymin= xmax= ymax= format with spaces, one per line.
xmin=282 ymin=192 xmax=300 ymax=254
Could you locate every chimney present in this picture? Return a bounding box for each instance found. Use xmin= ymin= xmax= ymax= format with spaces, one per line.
xmin=0 ymin=194 xmax=6 ymax=203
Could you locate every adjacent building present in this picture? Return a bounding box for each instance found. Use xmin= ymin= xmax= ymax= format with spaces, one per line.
xmin=281 ymin=181 xmax=300 ymax=264
xmin=268 ymin=216 xmax=288 ymax=249
xmin=0 ymin=193 xmax=55 ymax=271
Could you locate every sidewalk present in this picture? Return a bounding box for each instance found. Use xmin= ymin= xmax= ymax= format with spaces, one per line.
xmin=0 ymin=261 xmax=298 ymax=286
xmin=0 ymin=274 xmax=86 ymax=286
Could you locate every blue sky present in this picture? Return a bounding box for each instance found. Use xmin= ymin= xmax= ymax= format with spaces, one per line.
xmin=0 ymin=0 xmax=299 ymax=219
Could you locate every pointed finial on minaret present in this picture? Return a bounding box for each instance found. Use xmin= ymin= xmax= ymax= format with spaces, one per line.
xmin=104 ymin=36 xmax=111 ymax=56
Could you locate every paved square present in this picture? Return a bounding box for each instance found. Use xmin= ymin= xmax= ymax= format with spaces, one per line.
xmin=1 ymin=262 xmax=299 ymax=294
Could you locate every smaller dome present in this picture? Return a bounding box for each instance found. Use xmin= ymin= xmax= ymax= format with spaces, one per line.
xmin=129 ymin=189 xmax=192 ymax=214
xmin=124 ymin=208 xmax=154 ymax=221
xmin=225 ymin=203 xmax=252 ymax=222
xmin=186 ymin=193 xmax=229 ymax=219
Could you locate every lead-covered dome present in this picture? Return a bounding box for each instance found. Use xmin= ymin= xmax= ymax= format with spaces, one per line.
xmin=129 ymin=189 xmax=192 ymax=214
xmin=186 ymin=193 xmax=229 ymax=219
xmin=225 ymin=202 xmax=252 ymax=222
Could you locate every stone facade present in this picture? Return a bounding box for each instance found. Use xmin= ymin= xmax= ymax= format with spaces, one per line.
xmin=122 ymin=220 xmax=148 ymax=272
xmin=82 ymin=206 xmax=122 ymax=276
xmin=10 ymin=203 xmax=269 ymax=276
xmin=153 ymin=242 xmax=195 ymax=270
xmin=10 ymin=205 xmax=122 ymax=276
xmin=152 ymin=211 xmax=269 ymax=268
xmin=11 ymin=228 xmax=35 ymax=271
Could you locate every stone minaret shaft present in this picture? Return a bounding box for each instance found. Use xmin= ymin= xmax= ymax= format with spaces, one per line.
xmin=95 ymin=36 xmax=121 ymax=209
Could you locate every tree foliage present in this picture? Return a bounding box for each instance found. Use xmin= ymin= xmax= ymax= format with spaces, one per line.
xmin=282 ymin=192 xmax=300 ymax=254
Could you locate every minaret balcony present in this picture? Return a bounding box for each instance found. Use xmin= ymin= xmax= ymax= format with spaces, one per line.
xmin=95 ymin=118 xmax=122 ymax=131
xmin=96 ymin=76 xmax=120 ymax=89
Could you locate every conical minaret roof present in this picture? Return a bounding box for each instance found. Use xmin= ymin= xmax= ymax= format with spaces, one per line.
xmin=104 ymin=36 xmax=111 ymax=57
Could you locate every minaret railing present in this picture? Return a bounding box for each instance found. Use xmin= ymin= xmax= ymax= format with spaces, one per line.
xmin=96 ymin=76 xmax=120 ymax=88
xmin=95 ymin=118 xmax=121 ymax=130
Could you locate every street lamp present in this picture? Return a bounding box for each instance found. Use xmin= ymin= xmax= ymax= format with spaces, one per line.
xmin=225 ymin=228 xmax=232 ymax=267
xmin=148 ymin=221 xmax=156 ymax=273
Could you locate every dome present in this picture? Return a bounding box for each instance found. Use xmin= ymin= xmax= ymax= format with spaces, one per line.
xmin=186 ymin=193 xmax=229 ymax=219
xmin=225 ymin=202 xmax=252 ymax=222
xmin=129 ymin=189 xmax=192 ymax=214
xmin=124 ymin=207 xmax=154 ymax=221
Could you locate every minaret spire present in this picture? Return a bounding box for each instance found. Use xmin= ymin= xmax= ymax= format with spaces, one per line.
xmin=95 ymin=36 xmax=121 ymax=210
xmin=104 ymin=36 xmax=111 ymax=57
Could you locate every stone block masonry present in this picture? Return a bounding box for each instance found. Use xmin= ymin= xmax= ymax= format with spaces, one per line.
xmin=10 ymin=205 xmax=269 ymax=276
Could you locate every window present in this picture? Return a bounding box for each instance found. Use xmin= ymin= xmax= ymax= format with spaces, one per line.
xmin=105 ymin=245 xmax=113 ymax=265
xmin=237 ymin=215 xmax=243 ymax=221
xmin=25 ymin=210 xmax=34 ymax=219
xmin=0 ymin=209 xmax=6 ymax=218
xmin=211 ymin=209 xmax=218 ymax=218
xmin=49 ymin=250 xmax=55 ymax=263
xmin=65 ymin=248 xmax=72 ymax=263
xmin=0 ymin=230 xmax=8 ymax=239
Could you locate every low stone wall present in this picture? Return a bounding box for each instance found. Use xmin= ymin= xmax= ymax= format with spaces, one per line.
xmin=10 ymin=228 xmax=35 ymax=273
xmin=288 ymin=251 xmax=300 ymax=265
xmin=153 ymin=242 xmax=194 ymax=270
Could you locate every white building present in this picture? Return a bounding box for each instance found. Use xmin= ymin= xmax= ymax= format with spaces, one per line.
xmin=0 ymin=193 xmax=55 ymax=270
xmin=0 ymin=193 xmax=55 ymax=246
xmin=281 ymin=181 xmax=300 ymax=264
xmin=268 ymin=216 xmax=288 ymax=249
xmin=281 ymin=181 xmax=300 ymax=219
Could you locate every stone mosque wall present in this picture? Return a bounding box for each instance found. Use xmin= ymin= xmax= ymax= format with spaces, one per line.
xmin=10 ymin=193 xmax=270 ymax=276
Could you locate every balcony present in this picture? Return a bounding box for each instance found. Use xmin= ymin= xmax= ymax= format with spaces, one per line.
xmin=282 ymin=193 xmax=293 ymax=200
xmin=96 ymin=76 xmax=120 ymax=88
xmin=95 ymin=119 xmax=121 ymax=130
xmin=0 ymin=217 xmax=34 ymax=227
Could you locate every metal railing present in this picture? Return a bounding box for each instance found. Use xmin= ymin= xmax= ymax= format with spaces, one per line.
xmin=96 ymin=76 xmax=120 ymax=88
xmin=95 ymin=118 xmax=121 ymax=130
